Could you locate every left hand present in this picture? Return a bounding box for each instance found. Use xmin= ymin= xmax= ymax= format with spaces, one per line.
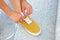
xmin=21 ymin=0 xmax=32 ymax=17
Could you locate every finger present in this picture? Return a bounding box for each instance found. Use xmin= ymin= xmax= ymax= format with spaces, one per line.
xmin=29 ymin=6 xmax=32 ymax=14
xmin=21 ymin=7 xmax=25 ymax=12
xmin=25 ymin=7 xmax=29 ymax=17
xmin=18 ymin=13 xmax=24 ymax=22
xmin=21 ymin=6 xmax=26 ymax=16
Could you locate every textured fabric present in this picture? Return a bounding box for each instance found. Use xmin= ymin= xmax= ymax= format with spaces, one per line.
xmin=56 ymin=0 xmax=60 ymax=40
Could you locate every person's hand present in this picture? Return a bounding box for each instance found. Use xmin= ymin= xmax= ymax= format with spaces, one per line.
xmin=10 ymin=10 xmax=24 ymax=23
xmin=21 ymin=0 xmax=32 ymax=17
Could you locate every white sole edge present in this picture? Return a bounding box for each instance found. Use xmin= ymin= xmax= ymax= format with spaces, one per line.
xmin=25 ymin=27 xmax=41 ymax=36
xmin=17 ymin=22 xmax=41 ymax=36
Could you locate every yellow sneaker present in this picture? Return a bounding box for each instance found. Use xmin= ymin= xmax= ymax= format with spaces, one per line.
xmin=20 ymin=16 xmax=41 ymax=36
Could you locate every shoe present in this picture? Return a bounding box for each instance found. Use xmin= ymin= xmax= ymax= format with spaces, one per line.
xmin=20 ymin=16 xmax=41 ymax=36
xmin=19 ymin=9 xmax=41 ymax=36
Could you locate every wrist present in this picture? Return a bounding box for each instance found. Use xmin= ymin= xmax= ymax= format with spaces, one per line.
xmin=0 ymin=1 xmax=12 ymax=16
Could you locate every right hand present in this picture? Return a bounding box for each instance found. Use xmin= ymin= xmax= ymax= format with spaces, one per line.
xmin=9 ymin=10 xmax=24 ymax=23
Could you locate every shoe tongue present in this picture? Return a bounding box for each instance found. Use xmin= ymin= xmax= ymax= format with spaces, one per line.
xmin=24 ymin=17 xmax=32 ymax=24
xmin=21 ymin=10 xmax=32 ymax=24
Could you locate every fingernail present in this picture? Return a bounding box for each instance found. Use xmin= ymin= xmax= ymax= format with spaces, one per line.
xmin=21 ymin=12 xmax=24 ymax=16
xmin=25 ymin=9 xmax=27 ymax=13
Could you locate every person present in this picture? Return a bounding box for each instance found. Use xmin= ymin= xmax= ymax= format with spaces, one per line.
xmin=0 ymin=0 xmax=32 ymax=23
xmin=0 ymin=0 xmax=41 ymax=36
